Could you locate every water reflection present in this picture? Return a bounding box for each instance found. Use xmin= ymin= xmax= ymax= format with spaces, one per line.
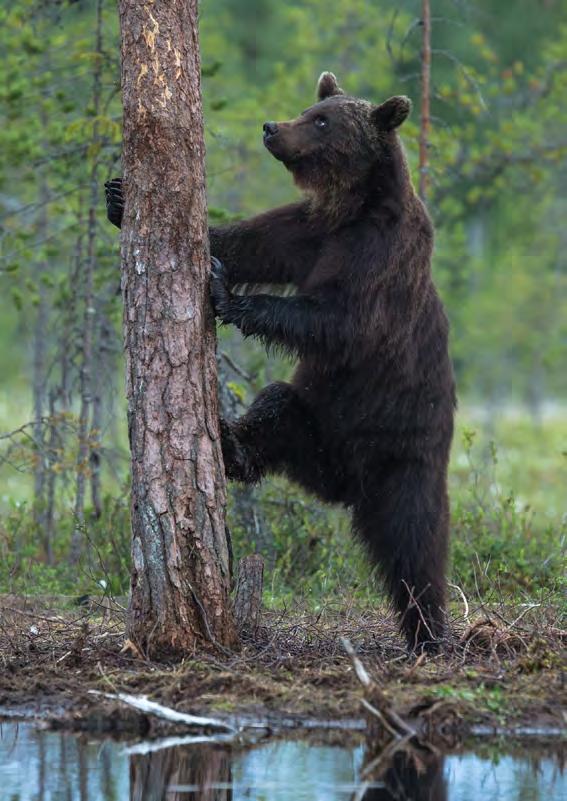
xmin=360 ymin=749 xmax=447 ymax=801
xmin=131 ymin=747 xmax=232 ymax=800
xmin=0 ymin=721 xmax=564 ymax=801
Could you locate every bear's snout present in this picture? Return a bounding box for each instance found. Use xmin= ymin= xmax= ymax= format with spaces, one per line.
xmin=263 ymin=121 xmax=279 ymax=140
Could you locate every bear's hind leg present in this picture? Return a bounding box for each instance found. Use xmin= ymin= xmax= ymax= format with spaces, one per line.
xmin=354 ymin=462 xmax=449 ymax=653
xmin=221 ymin=381 xmax=342 ymax=501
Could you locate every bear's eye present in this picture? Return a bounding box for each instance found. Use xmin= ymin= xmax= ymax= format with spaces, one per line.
xmin=314 ymin=116 xmax=328 ymax=130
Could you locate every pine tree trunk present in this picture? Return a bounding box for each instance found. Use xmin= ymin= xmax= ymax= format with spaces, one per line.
xmin=119 ymin=0 xmax=237 ymax=654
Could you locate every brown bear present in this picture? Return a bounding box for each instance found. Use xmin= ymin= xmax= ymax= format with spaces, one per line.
xmin=105 ymin=72 xmax=456 ymax=652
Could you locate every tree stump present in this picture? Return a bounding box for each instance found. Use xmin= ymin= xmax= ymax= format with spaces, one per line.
xmin=234 ymin=555 xmax=264 ymax=634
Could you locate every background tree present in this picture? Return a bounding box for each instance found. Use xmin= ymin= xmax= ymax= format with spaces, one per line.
xmin=418 ymin=0 xmax=431 ymax=200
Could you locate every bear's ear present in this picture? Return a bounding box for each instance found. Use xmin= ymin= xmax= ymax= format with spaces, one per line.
xmin=372 ymin=96 xmax=412 ymax=131
xmin=317 ymin=71 xmax=344 ymax=101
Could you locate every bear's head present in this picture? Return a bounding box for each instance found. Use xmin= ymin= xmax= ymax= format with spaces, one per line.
xmin=263 ymin=73 xmax=412 ymax=210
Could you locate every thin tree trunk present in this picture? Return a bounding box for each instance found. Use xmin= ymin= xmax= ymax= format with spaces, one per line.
xmin=419 ymin=0 xmax=431 ymax=202
xmin=120 ymin=0 xmax=237 ymax=653
xmin=44 ymin=388 xmax=57 ymax=564
xmin=90 ymin=298 xmax=112 ymax=520
xmin=61 ymin=220 xmax=84 ymax=412
xmin=32 ymin=172 xmax=49 ymax=535
xmin=218 ymin=362 xmax=272 ymax=567
xmin=70 ymin=0 xmax=104 ymax=563
xmin=90 ymin=357 xmax=103 ymax=520
xmin=49 ymin=216 xmax=84 ymax=557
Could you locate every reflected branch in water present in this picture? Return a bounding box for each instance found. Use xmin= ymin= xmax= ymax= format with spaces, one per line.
xmin=357 ymin=747 xmax=447 ymax=801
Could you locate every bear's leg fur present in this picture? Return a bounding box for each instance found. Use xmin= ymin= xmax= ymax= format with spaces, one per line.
xmin=221 ymin=382 xmax=344 ymax=503
xmin=354 ymin=461 xmax=449 ymax=652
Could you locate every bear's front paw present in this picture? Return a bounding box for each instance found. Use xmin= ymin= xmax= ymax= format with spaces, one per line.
xmin=210 ymin=257 xmax=235 ymax=322
xmin=105 ymin=178 xmax=124 ymax=229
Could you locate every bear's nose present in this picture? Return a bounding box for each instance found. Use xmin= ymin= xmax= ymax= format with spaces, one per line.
xmin=263 ymin=121 xmax=279 ymax=139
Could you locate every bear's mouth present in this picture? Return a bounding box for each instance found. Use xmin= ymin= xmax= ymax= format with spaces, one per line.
xmin=263 ymin=135 xmax=301 ymax=164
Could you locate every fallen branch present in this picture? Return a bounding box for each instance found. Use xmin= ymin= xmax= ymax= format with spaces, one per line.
xmin=88 ymin=690 xmax=237 ymax=733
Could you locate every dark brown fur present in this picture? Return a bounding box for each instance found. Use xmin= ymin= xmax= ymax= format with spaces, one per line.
xmin=209 ymin=74 xmax=456 ymax=652
xmin=106 ymin=73 xmax=456 ymax=652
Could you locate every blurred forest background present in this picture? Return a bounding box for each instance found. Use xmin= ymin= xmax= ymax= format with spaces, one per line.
xmin=0 ymin=0 xmax=565 ymax=606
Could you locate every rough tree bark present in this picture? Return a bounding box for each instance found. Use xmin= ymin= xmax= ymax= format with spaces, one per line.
xmin=419 ymin=0 xmax=431 ymax=201
xmin=234 ymin=554 xmax=264 ymax=634
xmin=119 ymin=0 xmax=237 ymax=654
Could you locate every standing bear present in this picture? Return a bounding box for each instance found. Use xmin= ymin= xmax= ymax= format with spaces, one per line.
xmin=106 ymin=72 xmax=456 ymax=652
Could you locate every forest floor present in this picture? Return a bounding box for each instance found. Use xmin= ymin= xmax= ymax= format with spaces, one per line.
xmin=0 ymin=594 xmax=565 ymax=746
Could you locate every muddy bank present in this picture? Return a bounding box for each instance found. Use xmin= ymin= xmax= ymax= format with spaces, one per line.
xmin=0 ymin=595 xmax=564 ymax=742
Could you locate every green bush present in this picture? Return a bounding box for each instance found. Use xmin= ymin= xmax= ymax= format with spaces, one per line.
xmin=0 ymin=492 xmax=131 ymax=597
xmin=450 ymin=428 xmax=565 ymax=600
xmin=0 ymin=421 xmax=564 ymax=609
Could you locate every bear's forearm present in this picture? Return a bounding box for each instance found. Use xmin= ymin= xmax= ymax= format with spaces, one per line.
xmin=209 ymin=202 xmax=316 ymax=286
xmin=209 ymin=224 xmax=260 ymax=283
xmin=226 ymin=293 xmax=344 ymax=358
xmin=209 ymin=224 xmax=298 ymax=286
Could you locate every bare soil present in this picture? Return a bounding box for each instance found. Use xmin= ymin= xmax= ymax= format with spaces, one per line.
xmin=0 ymin=595 xmax=564 ymax=743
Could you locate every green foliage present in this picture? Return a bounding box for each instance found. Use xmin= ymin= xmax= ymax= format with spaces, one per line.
xmin=0 ymin=493 xmax=130 ymax=597
xmin=427 ymin=683 xmax=507 ymax=717
xmin=0 ymin=408 xmax=564 ymax=605
xmin=228 ymin=478 xmax=376 ymax=607
xmin=450 ymin=424 xmax=566 ymax=598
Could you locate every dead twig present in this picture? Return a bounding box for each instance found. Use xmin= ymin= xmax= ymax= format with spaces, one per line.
xmin=507 ymin=603 xmax=541 ymax=630
xmin=341 ymin=637 xmax=416 ymax=739
xmin=448 ymin=582 xmax=470 ymax=624
xmin=220 ymin=350 xmax=253 ymax=382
